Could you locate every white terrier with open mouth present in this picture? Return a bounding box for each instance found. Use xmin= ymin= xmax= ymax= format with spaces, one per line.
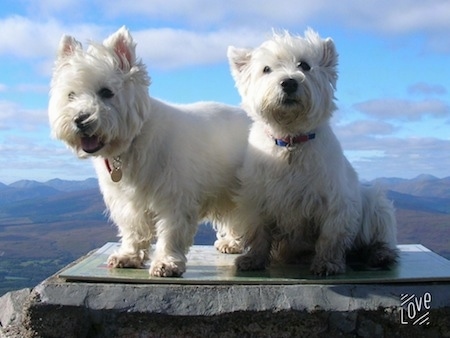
xmin=228 ymin=29 xmax=397 ymax=275
xmin=48 ymin=26 xmax=250 ymax=277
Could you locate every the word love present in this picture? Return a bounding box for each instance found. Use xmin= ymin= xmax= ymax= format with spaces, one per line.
xmin=400 ymin=292 xmax=431 ymax=326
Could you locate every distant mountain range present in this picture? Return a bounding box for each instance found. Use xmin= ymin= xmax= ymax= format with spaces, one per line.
xmin=0 ymin=175 xmax=449 ymax=295
xmin=0 ymin=178 xmax=99 ymax=206
xmin=0 ymin=178 xmax=109 ymax=257
xmin=367 ymin=175 xmax=449 ymax=216
xmin=370 ymin=175 xmax=450 ymax=259
xmin=372 ymin=174 xmax=450 ymax=199
xmin=0 ymin=177 xmax=217 ymax=259
xmin=3 ymin=174 xmax=448 ymax=203
xmin=1 ymin=175 xmax=449 ymax=249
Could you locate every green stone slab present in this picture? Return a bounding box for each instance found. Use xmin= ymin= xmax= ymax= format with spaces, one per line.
xmin=59 ymin=243 xmax=450 ymax=284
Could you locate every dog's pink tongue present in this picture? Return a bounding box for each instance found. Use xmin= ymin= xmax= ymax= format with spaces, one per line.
xmin=81 ymin=136 xmax=104 ymax=153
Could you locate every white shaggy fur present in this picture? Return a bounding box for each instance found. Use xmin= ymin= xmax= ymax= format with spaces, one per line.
xmin=228 ymin=29 xmax=397 ymax=275
xmin=48 ymin=27 xmax=250 ymax=277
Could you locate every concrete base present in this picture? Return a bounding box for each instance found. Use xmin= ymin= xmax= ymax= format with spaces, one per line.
xmin=31 ymin=276 xmax=450 ymax=315
xmin=1 ymin=246 xmax=450 ymax=337
xmin=0 ymin=275 xmax=447 ymax=337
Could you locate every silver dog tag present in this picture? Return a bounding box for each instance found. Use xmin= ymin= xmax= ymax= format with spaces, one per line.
xmin=109 ymin=156 xmax=123 ymax=182
xmin=111 ymin=168 xmax=123 ymax=182
xmin=286 ymin=147 xmax=294 ymax=165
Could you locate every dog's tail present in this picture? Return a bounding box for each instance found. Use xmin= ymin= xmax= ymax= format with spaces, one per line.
xmin=353 ymin=185 xmax=398 ymax=267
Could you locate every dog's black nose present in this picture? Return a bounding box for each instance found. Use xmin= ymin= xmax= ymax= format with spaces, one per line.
xmin=74 ymin=113 xmax=92 ymax=130
xmin=280 ymin=78 xmax=298 ymax=94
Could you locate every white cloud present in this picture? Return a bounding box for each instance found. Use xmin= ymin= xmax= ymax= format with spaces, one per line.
xmin=99 ymin=0 xmax=450 ymax=34
xmin=0 ymin=135 xmax=95 ymax=183
xmin=336 ymin=126 xmax=450 ymax=179
xmin=0 ymin=100 xmax=48 ymax=131
xmin=134 ymin=27 xmax=266 ymax=70
xmin=0 ymin=15 xmax=266 ymax=71
xmin=1 ymin=0 xmax=450 ymax=72
xmin=1 ymin=1 xmax=449 ymax=183
xmin=0 ymin=16 xmax=61 ymax=58
xmin=336 ymin=120 xmax=397 ymax=137
xmin=353 ymin=99 xmax=450 ymax=121
xmin=333 ymin=117 xmax=450 ymax=179
xmin=310 ymin=106 xmax=450 ymax=179
xmin=407 ymin=82 xmax=447 ymax=96
xmin=348 ymin=136 xmax=450 ymax=180
xmin=331 ymin=1 xmax=450 ymax=33
xmin=96 ymin=0 xmax=450 ymax=57
xmin=0 ymin=15 xmax=105 ymax=59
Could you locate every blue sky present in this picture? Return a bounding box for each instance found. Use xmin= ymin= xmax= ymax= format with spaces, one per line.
xmin=0 ymin=0 xmax=449 ymax=183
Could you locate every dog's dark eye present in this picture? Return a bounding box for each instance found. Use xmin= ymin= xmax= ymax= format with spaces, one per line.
xmin=297 ymin=61 xmax=311 ymax=72
xmin=98 ymin=87 xmax=114 ymax=99
xmin=263 ymin=66 xmax=272 ymax=74
xmin=68 ymin=91 xmax=75 ymax=101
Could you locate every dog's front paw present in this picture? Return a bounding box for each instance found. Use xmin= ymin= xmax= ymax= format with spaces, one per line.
xmin=107 ymin=252 xmax=145 ymax=268
xmin=235 ymin=253 xmax=268 ymax=271
xmin=214 ymin=239 xmax=243 ymax=254
xmin=310 ymin=256 xmax=345 ymax=276
xmin=149 ymin=260 xmax=185 ymax=277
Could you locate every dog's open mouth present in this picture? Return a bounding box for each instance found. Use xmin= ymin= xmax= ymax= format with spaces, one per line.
xmin=80 ymin=135 xmax=104 ymax=153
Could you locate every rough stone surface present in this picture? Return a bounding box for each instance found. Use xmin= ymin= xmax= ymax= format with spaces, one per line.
xmin=0 ymin=288 xmax=31 ymax=327
xmin=357 ymin=318 xmax=384 ymax=338
xmin=27 ymin=275 xmax=450 ymax=315
xmin=4 ymin=305 xmax=449 ymax=338
xmin=1 ymin=253 xmax=450 ymax=337
xmin=0 ymin=277 xmax=448 ymax=338
xmin=328 ymin=311 xmax=358 ymax=333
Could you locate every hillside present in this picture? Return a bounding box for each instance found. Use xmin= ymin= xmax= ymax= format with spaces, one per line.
xmin=373 ymin=174 xmax=450 ymax=199
xmin=0 ymin=175 xmax=449 ymax=295
xmin=373 ymin=175 xmax=450 ymax=257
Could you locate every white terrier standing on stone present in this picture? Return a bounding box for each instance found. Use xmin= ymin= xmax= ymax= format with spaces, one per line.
xmin=48 ymin=27 xmax=250 ymax=277
xmin=228 ymin=29 xmax=397 ymax=275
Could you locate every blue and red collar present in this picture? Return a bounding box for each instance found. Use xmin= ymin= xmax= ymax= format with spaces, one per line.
xmin=273 ymin=132 xmax=316 ymax=147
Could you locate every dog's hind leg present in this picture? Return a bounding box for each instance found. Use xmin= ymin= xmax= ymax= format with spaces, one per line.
xmin=214 ymin=218 xmax=244 ymax=254
xmin=107 ymin=237 xmax=150 ymax=268
xmin=235 ymin=222 xmax=274 ymax=271
xmin=107 ymin=209 xmax=154 ymax=269
xmin=311 ymin=232 xmax=348 ymax=276
xmin=310 ymin=202 xmax=358 ymax=275
xmin=214 ymin=231 xmax=243 ymax=254
xmin=357 ymin=185 xmax=398 ymax=267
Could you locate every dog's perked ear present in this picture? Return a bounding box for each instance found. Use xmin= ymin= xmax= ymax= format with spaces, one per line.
xmin=57 ymin=35 xmax=82 ymax=59
xmin=322 ymin=38 xmax=338 ymax=69
xmin=227 ymin=46 xmax=252 ymax=79
xmin=321 ymin=38 xmax=338 ymax=89
xmin=103 ymin=26 xmax=137 ymax=72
